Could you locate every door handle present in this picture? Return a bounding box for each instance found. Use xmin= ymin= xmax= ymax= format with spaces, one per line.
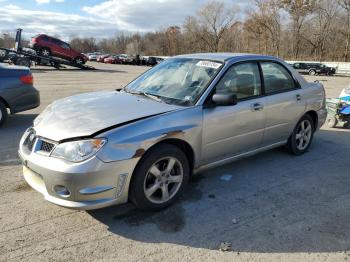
xmin=296 ymin=94 xmax=301 ymax=101
xmin=251 ymin=102 xmax=264 ymax=111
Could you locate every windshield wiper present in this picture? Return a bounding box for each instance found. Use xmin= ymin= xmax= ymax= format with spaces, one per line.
xmin=142 ymin=92 xmax=163 ymax=102
xmin=127 ymin=90 xmax=163 ymax=103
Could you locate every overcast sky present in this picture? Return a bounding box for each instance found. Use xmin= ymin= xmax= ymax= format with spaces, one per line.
xmin=0 ymin=0 xmax=248 ymax=40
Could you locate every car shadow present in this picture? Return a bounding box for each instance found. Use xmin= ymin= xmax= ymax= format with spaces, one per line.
xmin=88 ymin=127 xmax=350 ymax=252
xmin=0 ymin=113 xmax=38 ymax=166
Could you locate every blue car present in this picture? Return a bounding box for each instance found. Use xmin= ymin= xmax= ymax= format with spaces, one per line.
xmin=0 ymin=63 xmax=40 ymax=126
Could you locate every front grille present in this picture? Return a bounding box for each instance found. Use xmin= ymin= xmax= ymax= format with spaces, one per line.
xmin=40 ymin=140 xmax=55 ymax=153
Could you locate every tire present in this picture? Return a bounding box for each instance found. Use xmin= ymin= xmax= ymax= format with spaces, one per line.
xmin=287 ymin=114 xmax=315 ymax=155
xmin=16 ymin=57 xmax=31 ymax=68
xmin=326 ymin=115 xmax=338 ymax=128
xmin=73 ymin=56 xmax=85 ymax=65
xmin=40 ymin=48 xmax=51 ymax=57
xmin=130 ymin=144 xmax=190 ymax=211
xmin=0 ymin=100 xmax=8 ymax=127
xmin=309 ymin=70 xmax=316 ymax=76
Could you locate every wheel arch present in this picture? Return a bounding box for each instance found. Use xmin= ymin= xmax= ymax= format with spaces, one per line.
xmin=143 ymin=138 xmax=195 ymax=172
xmin=128 ymin=138 xmax=196 ymax=203
xmin=304 ymin=110 xmax=318 ymax=131
xmin=0 ymin=96 xmax=11 ymax=112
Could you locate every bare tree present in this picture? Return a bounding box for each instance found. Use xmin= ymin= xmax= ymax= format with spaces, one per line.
xmin=280 ymin=0 xmax=316 ymax=59
xmin=245 ymin=0 xmax=282 ymax=56
xmin=70 ymin=37 xmax=98 ymax=53
xmin=184 ymin=1 xmax=239 ymax=52
xmin=0 ymin=32 xmax=15 ymax=49
xmin=23 ymin=0 xmax=346 ymax=61
xmin=338 ymin=0 xmax=350 ymax=61
xmin=302 ymin=0 xmax=340 ymax=60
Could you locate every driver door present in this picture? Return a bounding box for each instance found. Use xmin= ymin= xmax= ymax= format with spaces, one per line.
xmin=202 ymin=62 xmax=266 ymax=164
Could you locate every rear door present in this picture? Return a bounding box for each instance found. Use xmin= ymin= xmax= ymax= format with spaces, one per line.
xmin=202 ymin=62 xmax=266 ymax=164
xmin=260 ymin=61 xmax=306 ymax=146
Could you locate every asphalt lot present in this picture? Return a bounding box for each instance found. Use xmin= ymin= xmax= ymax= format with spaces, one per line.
xmin=0 ymin=62 xmax=349 ymax=261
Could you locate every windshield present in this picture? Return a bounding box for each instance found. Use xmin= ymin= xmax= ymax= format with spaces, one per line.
xmin=125 ymin=58 xmax=223 ymax=105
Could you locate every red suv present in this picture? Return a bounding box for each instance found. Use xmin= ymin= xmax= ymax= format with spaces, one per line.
xmin=31 ymin=34 xmax=88 ymax=65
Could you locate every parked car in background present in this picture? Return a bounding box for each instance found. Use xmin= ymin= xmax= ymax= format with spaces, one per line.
xmin=147 ymin=56 xmax=165 ymax=66
xmin=97 ymin=54 xmax=110 ymax=63
xmin=19 ymin=53 xmax=326 ymax=211
xmin=104 ymin=55 xmax=124 ymax=64
xmin=88 ymin=52 xmax=102 ymax=61
xmin=0 ymin=64 xmax=40 ymax=126
xmin=30 ymin=34 xmax=88 ymax=65
xmin=292 ymin=62 xmax=336 ymax=76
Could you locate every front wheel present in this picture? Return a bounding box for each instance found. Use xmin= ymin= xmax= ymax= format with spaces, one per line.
xmin=309 ymin=70 xmax=316 ymax=76
xmin=287 ymin=115 xmax=314 ymax=155
xmin=73 ymin=56 xmax=85 ymax=65
xmin=130 ymin=144 xmax=189 ymax=211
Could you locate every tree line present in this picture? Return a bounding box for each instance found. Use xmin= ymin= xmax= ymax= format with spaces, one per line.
xmin=1 ymin=0 xmax=349 ymax=61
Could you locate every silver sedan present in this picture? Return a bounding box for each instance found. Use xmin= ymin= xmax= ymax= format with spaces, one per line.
xmin=18 ymin=53 xmax=327 ymax=210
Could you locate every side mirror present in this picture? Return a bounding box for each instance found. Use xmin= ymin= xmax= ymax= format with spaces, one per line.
xmin=212 ymin=93 xmax=238 ymax=106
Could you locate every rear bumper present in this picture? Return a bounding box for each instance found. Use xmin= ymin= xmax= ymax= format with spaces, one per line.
xmin=9 ymin=86 xmax=40 ymax=114
xmin=317 ymin=107 xmax=327 ymax=130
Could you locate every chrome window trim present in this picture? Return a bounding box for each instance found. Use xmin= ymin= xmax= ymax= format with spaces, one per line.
xmin=196 ymin=57 xmax=302 ymax=106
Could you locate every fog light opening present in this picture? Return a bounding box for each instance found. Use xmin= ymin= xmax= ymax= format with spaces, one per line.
xmin=54 ymin=185 xmax=70 ymax=198
xmin=116 ymin=173 xmax=128 ymax=197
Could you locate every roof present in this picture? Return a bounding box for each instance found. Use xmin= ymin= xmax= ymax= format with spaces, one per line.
xmin=175 ymin=53 xmax=279 ymax=62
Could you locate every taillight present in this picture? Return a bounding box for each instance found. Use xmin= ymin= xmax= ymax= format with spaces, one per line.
xmin=20 ymin=74 xmax=33 ymax=85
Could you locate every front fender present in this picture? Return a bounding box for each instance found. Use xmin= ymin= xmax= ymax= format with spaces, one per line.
xmin=96 ymin=106 xmax=203 ymax=166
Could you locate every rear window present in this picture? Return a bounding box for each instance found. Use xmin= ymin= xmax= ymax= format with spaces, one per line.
xmin=261 ymin=62 xmax=296 ymax=94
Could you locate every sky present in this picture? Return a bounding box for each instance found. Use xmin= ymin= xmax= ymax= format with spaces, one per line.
xmin=0 ymin=0 xmax=247 ymax=40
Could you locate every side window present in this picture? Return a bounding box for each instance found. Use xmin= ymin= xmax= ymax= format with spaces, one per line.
xmin=260 ymin=62 xmax=296 ymax=94
xmin=215 ymin=63 xmax=261 ymax=100
xmin=51 ymin=38 xmax=61 ymax=45
xmin=61 ymin=42 xmax=70 ymax=49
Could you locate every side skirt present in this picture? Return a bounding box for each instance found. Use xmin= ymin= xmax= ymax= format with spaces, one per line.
xmin=193 ymin=141 xmax=287 ymax=174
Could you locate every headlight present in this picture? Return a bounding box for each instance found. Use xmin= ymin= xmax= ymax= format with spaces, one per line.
xmin=51 ymin=138 xmax=107 ymax=162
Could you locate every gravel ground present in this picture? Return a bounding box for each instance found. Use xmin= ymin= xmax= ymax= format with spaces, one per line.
xmin=0 ymin=62 xmax=349 ymax=262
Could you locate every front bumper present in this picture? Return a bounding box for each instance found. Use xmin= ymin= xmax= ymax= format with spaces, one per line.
xmin=18 ymin=136 xmax=139 ymax=210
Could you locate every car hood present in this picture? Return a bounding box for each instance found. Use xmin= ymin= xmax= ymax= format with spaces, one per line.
xmin=34 ymin=91 xmax=182 ymax=141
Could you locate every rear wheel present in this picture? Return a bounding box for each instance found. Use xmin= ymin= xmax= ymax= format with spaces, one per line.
xmin=0 ymin=100 xmax=8 ymax=127
xmin=130 ymin=144 xmax=189 ymax=211
xmin=287 ymin=115 xmax=314 ymax=155
xmin=40 ymin=48 xmax=51 ymax=57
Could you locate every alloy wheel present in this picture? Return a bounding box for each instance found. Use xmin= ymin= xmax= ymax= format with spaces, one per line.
xmin=295 ymin=120 xmax=312 ymax=150
xmin=42 ymin=49 xmax=50 ymax=56
xmin=75 ymin=58 xmax=83 ymax=64
xmin=143 ymin=156 xmax=183 ymax=204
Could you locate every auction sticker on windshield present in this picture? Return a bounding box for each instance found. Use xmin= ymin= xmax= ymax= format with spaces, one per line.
xmin=196 ymin=61 xmax=222 ymax=69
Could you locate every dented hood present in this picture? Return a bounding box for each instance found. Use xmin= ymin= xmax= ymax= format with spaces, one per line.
xmin=34 ymin=91 xmax=181 ymax=141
